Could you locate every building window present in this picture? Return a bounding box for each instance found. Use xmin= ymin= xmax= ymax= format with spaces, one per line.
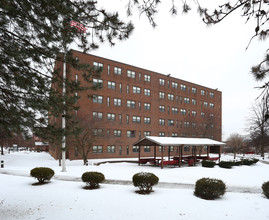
xmin=127 ymin=100 xmax=136 ymax=108
xmin=139 ymin=73 xmax=141 ymax=81
xmin=107 ymin=145 xmax=115 ymax=153
xmin=75 ymin=74 xmax=78 ymax=82
xmin=114 ymin=67 xmax=122 ymax=75
xmin=119 ymin=83 xmax=122 ymax=93
xmin=144 ymin=146 xmax=150 ymax=152
xmin=168 ymin=94 xmax=174 ymax=101
xmin=171 ymin=133 xmax=178 ymax=137
xmin=159 ymin=105 xmax=165 ymax=112
xmin=132 ymin=146 xmax=139 ymax=152
xmin=144 ymin=74 xmax=151 ymax=82
xmin=159 ymin=78 xmax=165 ymax=86
xmin=210 ymin=103 xmax=214 ymax=108
xmin=181 ymin=84 xmax=186 ymax=91
xmin=108 ymin=81 xmax=116 ymax=89
xmin=93 ymin=145 xmax=103 ymax=153
xmin=172 ymin=82 xmax=178 ymax=88
xmin=210 ymin=92 xmax=214 ymax=98
xmin=113 ymin=98 xmax=121 ymax=106
xmin=107 ymin=113 xmax=116 ymax=121
xmin=201 ymin=90 xmax=205 ymax=96
xmin=127 ymin=70 xmax=136 ymax=78
xmin=144 ymin=117 xmax=151 ymax=124
xmin=184 ymin=146 xmax=190 ymax=152
xmin=192 ymin=122 xmax=197 ymax=128
xmin=127 ymin=115 xmax=129 ymax=124
xmin=93 ymin=79 xmax=103 ymax=88
xmin=172 ymin=107 xmax=178 ymax=114
xmin=92 ymin=95 xmax=103 ymax=104
xmin=192 ymin=99 xmax=197 ymax=105
xmin=210 ymin=113 xmax=214 ymax=117
xmin=92 ymin=128 xmax=103 ymax=136
xmin=168 ymin=146 xmax=174 ymax=152
xmin=184 ymin=97 xmax=190 ymax=104
xmin=144 ymin=103 xmax=151 ymax=110
xmin=108 ymin=64 xmax=110 ymax=75
xmin=144 ymin=131 xmax=151 ymax=136
xmin=204 ymin=101 xmax=208 ymax=107
xmin=201 ymin=112 xmax=205 ymax=118
xmin=144 ymin=89 xmax=151 ymax=96
xmin=132 ymin=116 xmax=141 ymax=123
xmin=93 ymin=62 xmax=103 ymax=70
xmin=159 ymin=146 xmax=164 ymax=152
xmin=107 ymin=97 xmax=110 ymax=107
xmin=180 ymin=109 xmax=186 ymax=115
xmin=159 ymin=132 xmax=165 ymax=137
xmin=93 ymin=112 xmax=103 ymax=119
xmin=192 ymin=110 xmax=197 ymax=116
xmin=184 ymin=121 xmax=190 ymax=127
xmin=133 ymin=86 xmax=141 ymax=94
xmin=159 ymin=92 xmax=165 ymax=99
xmin=192 ymin=87 xmax=197 ymax=94
xmin=168 ymin=119 xmax=174 ymax=126
xmin=127 ymin=130 xmax=136 ymax=138
xmin=114 ymin=129 xmax=121 ymax=137
xmin=159 ymin=118 xmax=165 ymax=126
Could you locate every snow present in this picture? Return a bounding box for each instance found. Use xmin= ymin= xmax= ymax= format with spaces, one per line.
xmin=134 ymin=136 xmax=225 ymax=146
xmin=1 ymin=151 xmax=269 ymax=220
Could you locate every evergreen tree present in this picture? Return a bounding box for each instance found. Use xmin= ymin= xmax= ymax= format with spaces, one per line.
xmin=0 ymin=1 xmax=134 ymax=139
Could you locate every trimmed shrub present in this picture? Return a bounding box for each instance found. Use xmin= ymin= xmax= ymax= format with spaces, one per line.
xmin=194 ymin=178 xmax=226 ymax=200
xmin=252 ymin=158 xmax=259 ymax=164
xmin=30 ymin=167 xmax=55 ymax=183
xmin=262 ymin=181 xmax=269 ymax=199
xmin=132 ymin=172 xmax=159 ymax=194
xmin=219 ymin=161 xmax=233 ymax=169
xmin=241 ymin=158 xmax=255 ymax=166
xmin=202 ymin=160 xmax=216 ymax=168
xmin=232 ymin=160 xmax=243 ymax=166
xmin=81 ymin=171 xmax=105 ymax=189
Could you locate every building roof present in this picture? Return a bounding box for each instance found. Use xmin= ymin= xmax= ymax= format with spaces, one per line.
xmin=133 ymin=136 xmax=225 ymax=147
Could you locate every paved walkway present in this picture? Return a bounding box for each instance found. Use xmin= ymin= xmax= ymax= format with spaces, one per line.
xmin=0 ymin=169 xmax=262 ymax=194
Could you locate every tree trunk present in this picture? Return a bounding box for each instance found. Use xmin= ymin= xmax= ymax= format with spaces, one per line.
xmin=1 ymin=145 xmax=4 ymax=155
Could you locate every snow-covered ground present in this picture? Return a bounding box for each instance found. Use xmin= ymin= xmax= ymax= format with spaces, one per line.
xmin=0 ymin=151 xmax=269 ymax=220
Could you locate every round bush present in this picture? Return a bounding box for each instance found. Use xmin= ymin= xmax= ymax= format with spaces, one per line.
xmin=202 ymin=160 xmax=216 ymax=168
xmin=30 ymin=167 xmax=55 ymax=183
xmin=219 ymin=161 xmax=233 ymax=169
xmin=241 ymin=158 xmax=254 ymax=166
xmin=194 ymin=178 xmax=226 ymax=200
xmin=81 ymin=171 xmax=105 ymax=189
xmin=132 ymin=172 xmax=159 ymax=194
xmin=232 ymin=160 xmax=242 ymax=166
xmin=262 ymin=181 xmax=269 ymax=199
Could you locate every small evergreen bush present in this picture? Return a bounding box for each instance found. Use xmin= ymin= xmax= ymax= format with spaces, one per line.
xmin=81 ymin=171 xmax=105 ymax=189
xmin=194 ymin=178 xmax=226 ymax=200
xmin=30 ymin=167 xmax=55 ymax=184
xmin=241 ymin=158 xmax=255 ymax=166
xmin=232 ymin=160 xmax=242 ymax=166
xmin=202 ymin=160 xmax=216 ymax=168
xmin=132 ymin=172 xmax=159 ymax=194
xmin=252 ymin=158 xmax=259 ymax=164
xmin=219 ymin=161 xmax=233 ymax=169
xmin=262 ymin=181 xmax=269 ymax=199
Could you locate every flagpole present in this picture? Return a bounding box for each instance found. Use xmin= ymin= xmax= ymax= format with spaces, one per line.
xmin=62 ymin=52 xmax=67 ymax=172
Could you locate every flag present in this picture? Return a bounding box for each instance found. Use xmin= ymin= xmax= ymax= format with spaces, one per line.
xmin=70 ymin=20 xmax=87 ymax=33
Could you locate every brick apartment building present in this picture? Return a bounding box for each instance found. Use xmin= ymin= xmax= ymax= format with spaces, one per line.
xmin=49 ymin=50 xmax=222 ymax=160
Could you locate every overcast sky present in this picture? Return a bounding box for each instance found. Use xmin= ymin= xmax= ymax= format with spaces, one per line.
xmin=72 ymin=0 xmax=267 ymax=140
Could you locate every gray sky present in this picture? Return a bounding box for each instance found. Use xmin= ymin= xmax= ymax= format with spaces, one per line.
xmin=72 ymin=0 xmax=267 ymax=140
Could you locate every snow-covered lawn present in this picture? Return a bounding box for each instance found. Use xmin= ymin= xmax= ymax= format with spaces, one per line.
xmin=1 ymin=151 xmax=269 ymax=220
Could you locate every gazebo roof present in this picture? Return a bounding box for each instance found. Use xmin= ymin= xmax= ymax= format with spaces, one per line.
xmin=133 ymin=136 xmax=225 ymax=147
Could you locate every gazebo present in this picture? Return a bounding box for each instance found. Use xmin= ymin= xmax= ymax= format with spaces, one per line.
xmin=133 ymin=136 xmax=225 ymax=169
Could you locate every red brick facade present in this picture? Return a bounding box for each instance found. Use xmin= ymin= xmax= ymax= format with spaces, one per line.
xmin=49 ymin=50 xmax=222 ymax=160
